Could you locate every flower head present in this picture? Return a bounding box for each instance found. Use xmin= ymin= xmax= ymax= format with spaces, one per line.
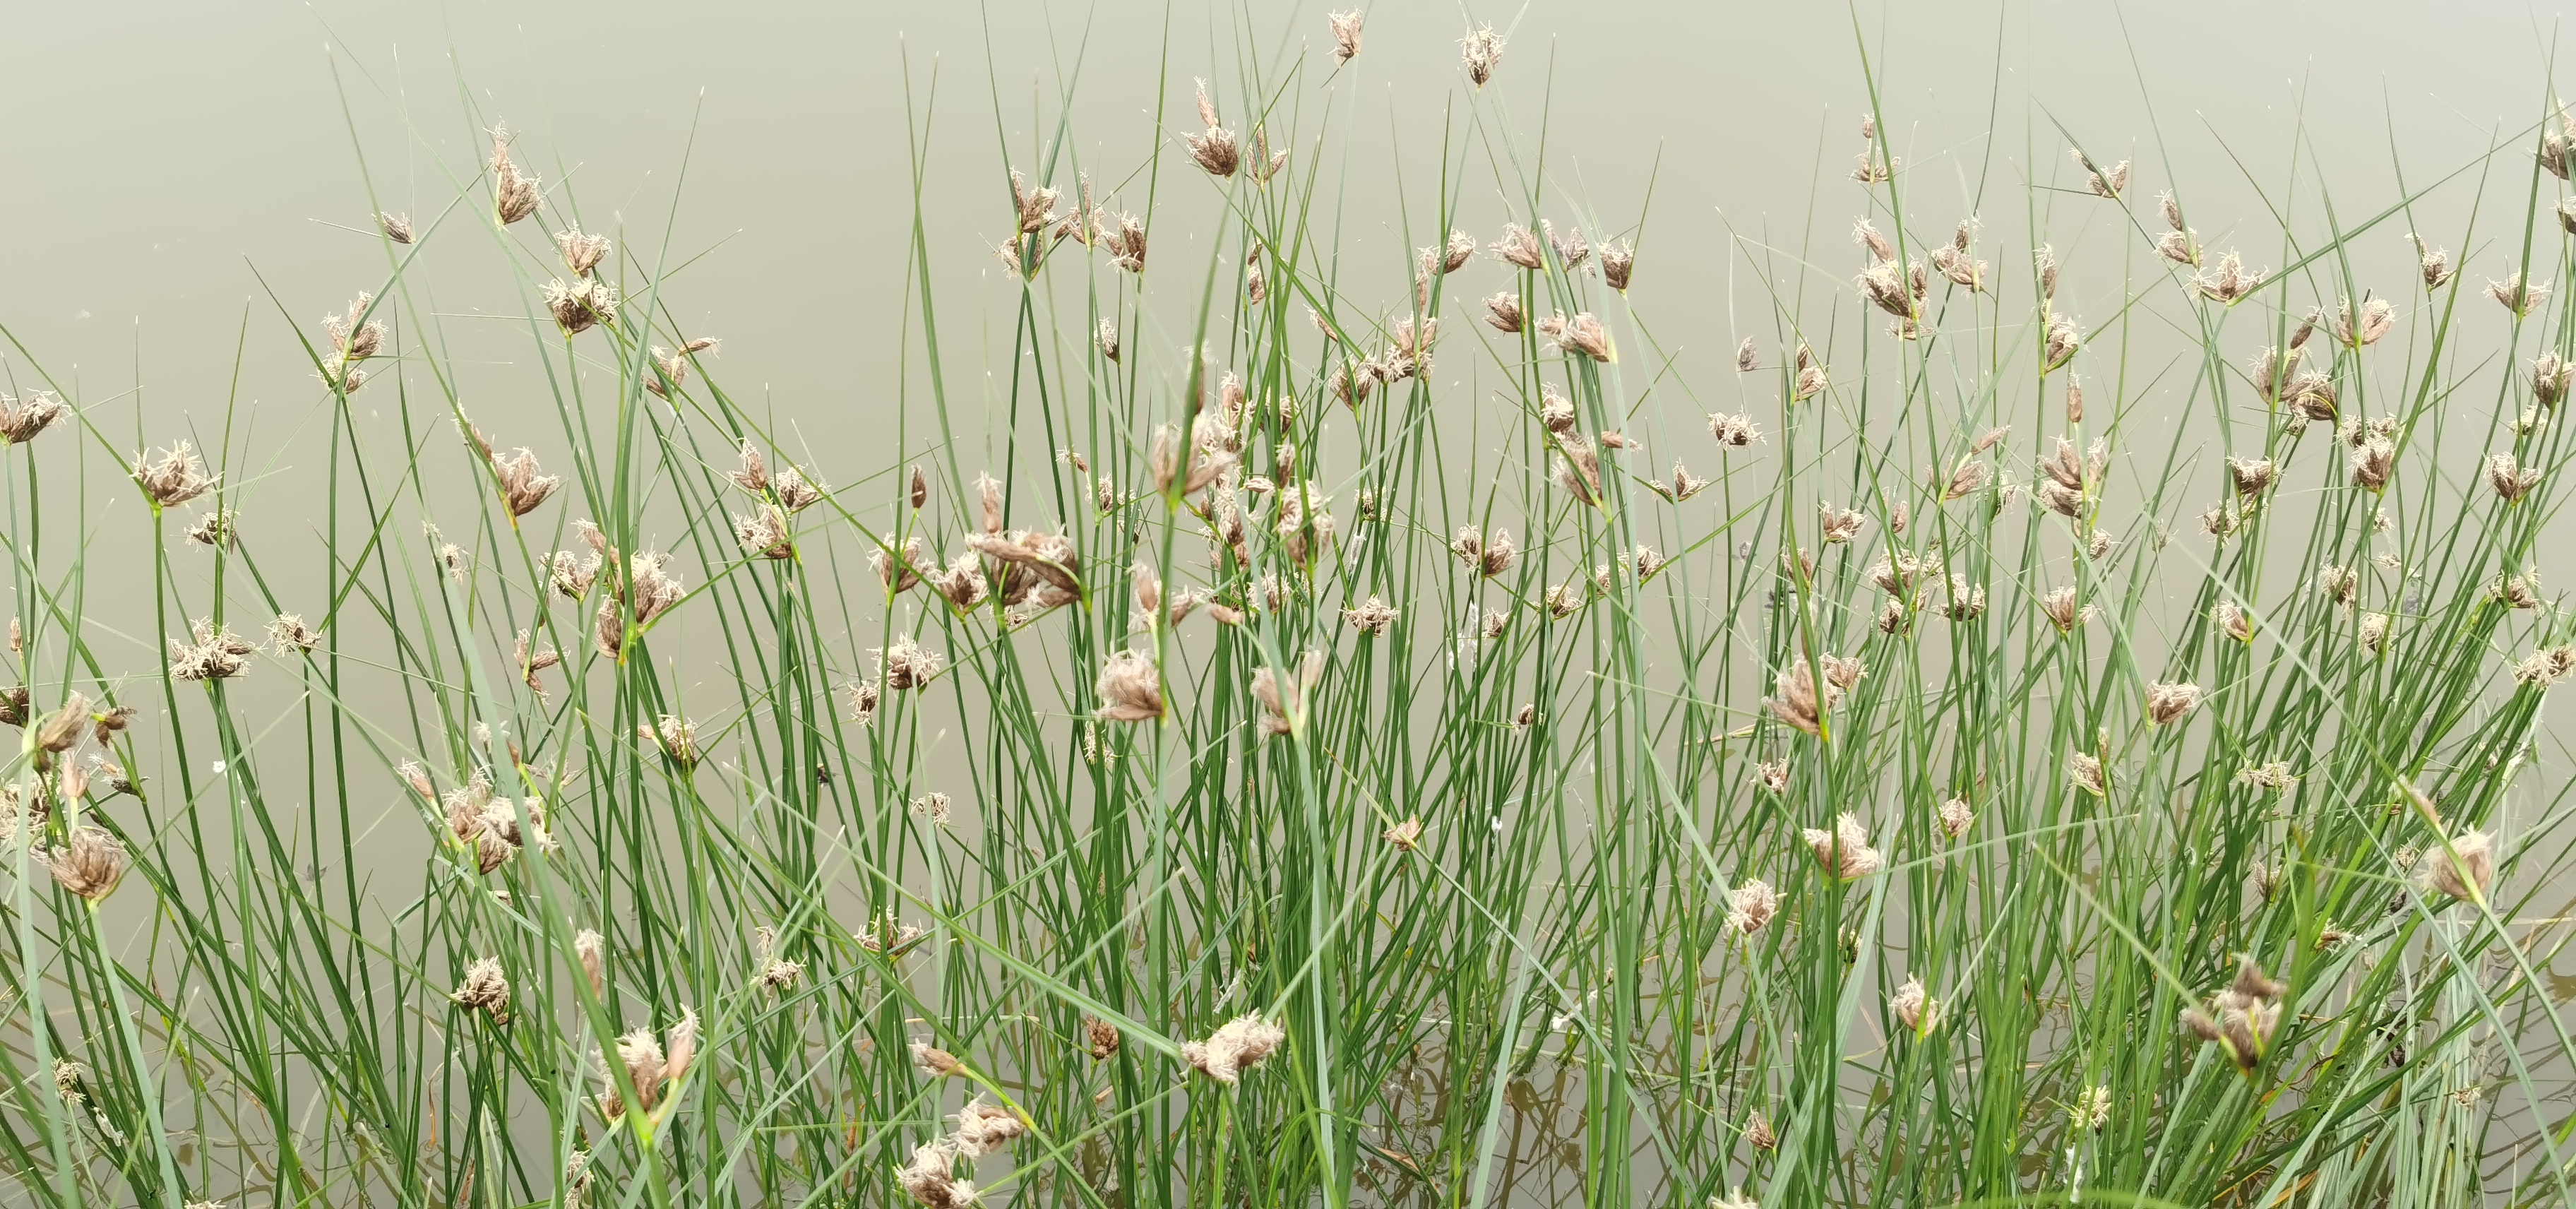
xmin=1726 ymin=879 xmax=1778 ymax=934
xmin=451 ymin=956 xmax=512 ymax=1025
xmin=1600 ymin=239 xmax=1635 ymax=291
xmin=489 ymin=124 xmax=542 ymax=224
xmin=1342 ymin=595 xmax=1400 ymax=636
xmin=896 ymin=1142 xmax=976 ymax=1209
xmin=1767 ymin=660 xmax=1834 ymax=739
xmin=1094 ymin=650 xmax=1164 ymax=722
xmin=2182 ymin=958 xmax=2285 ymax=1071
xmin=555 ymin=227 xmax=612 ymax=278
xmin=2070 ymin=1085 xmax=2112 ymax=1131
xmin=2039 ymin=586 xmax=2096 ymax=633
xmin=1460 ymin=25 xmax=1504 ymax=87
xmin=1539 ymin=311 xmax=1611 ymax=362
xmin=170 ymin=619 xmax=254 ymax=681
xmin=268 ymin=614 xmax=321 ymax=657
xmin=2069 ymin=752 xmax=2109 ymax=797
xmin=133 ymin=443 xmax=215 ymax=508
xmin=543 ymin=277 xmax=619 ymax=334
xmin=491 ymin=447 xmax=561 ymax=518
xmin=1181 ymin=81 xmax=1240 ymax=177
xmin=2489 ymin=273 xmax=2550 ymax=316
xmin=2410 ymin=233 xmax=2456 ymax=290
xmin=1888 ymin=975 xmax=1938 ymax=1035
xmin=1709 ymin=412 xmax=1763 ymax=448
xmin=1801 ymin=813 xmax=1883 ymax=879
xmin=0 ymin=393 xmax=67 ymax=445
xmin=2195 ymin=250 xmax=2262 ymax=304
xmin=2145 ymin=681 xmax=2202 ymax=726
xmin=953 ymin=1099 xmax=1028 ymax=1157
xmin=2486 ymin=453 xmax=2543 ymax=503
xmin=1182 ymin=1014 xmax=1287 ymax=1084
xmin=2422 ymin=829 xmax=2496 ymax=906
xmin=1744 ymin=1109 xmax=1777 ymax=1152
xmin=1250 ymin=650 xmax=1324 ymax=737
xmin=2516 ymin=645 xmax=2576 ymax=688
xmin=2332 ymin=296 xmax=2395 ymax=347
xmin=42 ymin=826 xmax=129 ymax=902
xmin=2070 ymin=148 xmax=2129 ymax=198
xmin=1328 ymin=10 xmax=1364 ymax=64
xmin=2349 ymin=436 xmax=2397 ymax=492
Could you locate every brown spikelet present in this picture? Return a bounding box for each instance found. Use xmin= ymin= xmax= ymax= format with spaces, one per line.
xmin=1328 ymin=11 xmax=1364 ymax=64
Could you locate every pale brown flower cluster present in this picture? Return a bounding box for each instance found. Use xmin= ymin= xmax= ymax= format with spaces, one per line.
xmin=597 ymin=1010 xmax=698 ymax=1121
xmin=2183 ymin=958 xmax=2284 ymax=1071
xmin=1181 ymin=1013 xmax=1287 ymax=1084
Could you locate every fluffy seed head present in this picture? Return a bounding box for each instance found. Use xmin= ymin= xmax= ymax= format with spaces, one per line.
xmin=1093 ymin=650 xmax=1165 ymax=722
xmin=2349 ymin=436 xmax=2397 ymax=492
xmin=1460 ymin=25 xmax=1504 ymax=87
xmin=2423 ymin=829 xmax=2496 ymax=905
xmin=1709 ymin=412 xmax=1763 ymax=448
xmin=2043 ymin=316 xmax=2083 ymax=371
xmin=2410 ymin=234 xmax=2456 ymax=290
xmin=1182 ymin=1014 xmax=1287 ymax=1084
xmin=132 ymin=442 xmax=215 ymax=508
xmin=169 ymin=619 xmax=254 ymax=681
xmin=1328 ymin=10 xmax=1364 ymax=64
xmin=2195 ymin=250 xmax=2262 ymax=304
xmin=1181 ymin=84 xmax=1241 ymax=177
xmin=2489 ymin=273 xmax=2550 ymax=316
xmin=953 ymin=1099 xmax=1028 ymax=1157
xmin=2332 ymin=296 xmax=2395 ymax=347
xmin=43 ymin=826 xmax=129 ymax=903
xmin=2515 ymin=645 xmax=2576 ymax=688
xmin=2069 ymin=752 xmax=2109 ymax=796
xmin=555 ymin=227 xmax=611 ymax=278
xmin=1491 ymin=223 xmax=1544 ymax=270
xmin=542 ymin=277 xmax=619 ymax=334
xmin=451 ymin=956 xmax=511 ymax=1024
xmin=0 ymin=393 xmax=68 ymax=445
xmin=2070 ymin=148 xmax=2129 ymax=198
xmin=1889 ymin=975 xmax=1938 ymax=1035
xmin=1079 ymin=1016 xmax=1123 ymax=1060
xmin=1342 ymin=595 xmax=1400 ymax=636
xmin=1726 ymin=879 xmax=1778 ymax=934
xmin=1802 ymin=814 xmax=1883 ymax=879
xmin=1600 ymin=239 xmax=1635 ymax=291
xmin=896 ymin=1142 xmax=975 ymax=1209
xmin=490 ymin=126 xmax=542 ymax=225
xmin=1539 ymin=311 xmax=1611 ymax=362
xmin=1767 ymin=659 xmax=1832 ymax=738
xmin=1249 ymin=650 xmax=1325 ymax=737
xmin=2145 ymin=681 xmax=2202 ymax=726
xmin=2214 ymin=600 xmax=2255 ymax=643
xmin=2486 ymin=453 xmax=2543 ymax=503
xmin=876 ymin=636 xmax=946 ymax=692
xmin=492 ymin=447 xmax=561 ymax=518
xmin=2039 ymin=585 xmax=2096 ymax=633
xmin=2226 ymin=456 xmax=2277 ymax=498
